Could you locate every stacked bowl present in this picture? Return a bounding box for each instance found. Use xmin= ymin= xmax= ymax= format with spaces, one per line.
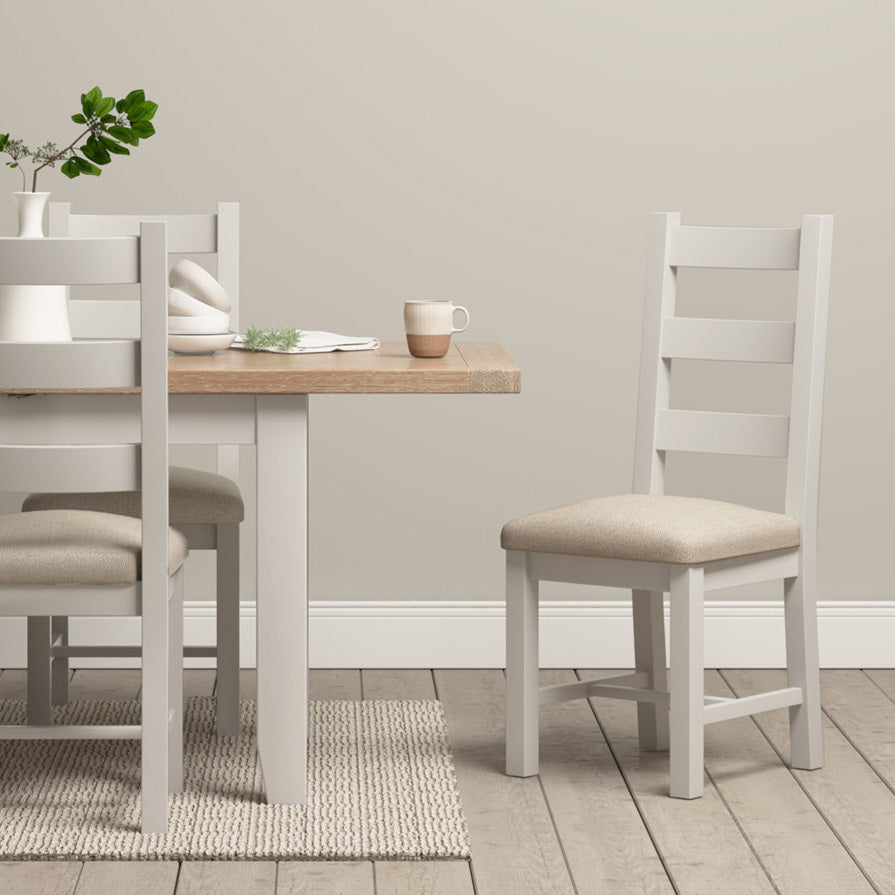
xmin=167 ymin=260 xmax=236 ymax=354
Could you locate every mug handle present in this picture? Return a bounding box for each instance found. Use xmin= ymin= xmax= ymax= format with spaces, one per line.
xmin=452 ymin=305 xmax=470 ymax=334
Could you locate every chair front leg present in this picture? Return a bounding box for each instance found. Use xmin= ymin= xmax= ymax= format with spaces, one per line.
xmin=669 ymin=565 xmax=704 ymax=799
xmin=215 ymin=523 xmax=241 ymax=737
xmin=784 ymin=572 xmax=823 ymax=769
xmin=51 ymin=616 xmax=70 ymax=705
xmin=168 ymin=569 xmax=184 ymax=792
xmin=26 ymin=617 xmax=52 ymax=725
xmin=506 ymin=550 xmax=540 ymax=777
xmin=632 ymin=589 xmax=668 ymax=750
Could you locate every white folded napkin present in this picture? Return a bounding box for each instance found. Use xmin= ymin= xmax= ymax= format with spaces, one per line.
xmin=232 ymin=331 xmax=380 ymax=354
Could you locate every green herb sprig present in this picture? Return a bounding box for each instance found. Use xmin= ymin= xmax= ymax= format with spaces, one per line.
xmin=242 ymin=325 xmax=303 ymax=352
xmin=1 ymin=86 xmax=158 ymax=193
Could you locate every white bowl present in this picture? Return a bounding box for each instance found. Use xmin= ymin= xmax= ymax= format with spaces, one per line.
xmin=167 ymin=287 xmax=228 ymax=318
xmin=169 ymin=260 xmax=232 ymax=313
xmin=168 ymin=332 xmax=237 ymax=355
xmin=168 ymin=314 xmax=231 ymax=334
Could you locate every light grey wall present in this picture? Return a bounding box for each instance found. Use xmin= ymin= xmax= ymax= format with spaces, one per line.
xmin=2 ymin=2 xmax=892 ymax=604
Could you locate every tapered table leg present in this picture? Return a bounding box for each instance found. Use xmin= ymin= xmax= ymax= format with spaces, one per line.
xmin=256 ymin=394 xmax=308 ymax=803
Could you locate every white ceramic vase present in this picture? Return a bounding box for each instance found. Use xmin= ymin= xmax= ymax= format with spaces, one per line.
xmin=0 ymin=192 xmax=72 ymax=341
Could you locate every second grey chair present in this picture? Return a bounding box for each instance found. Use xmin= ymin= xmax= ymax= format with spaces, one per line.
xmin=503 ymin=213 xmax=833 ymax=798
xmin=23 ymin=202 xmax=243 ymax=736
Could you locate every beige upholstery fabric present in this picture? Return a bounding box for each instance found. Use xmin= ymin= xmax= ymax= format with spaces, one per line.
xmin=500 ymin=494 xmax=800 ymax=565
xmin=23 ymin=465 xmax=244 ymax=525
xmin=0 ymin=510 xmax=188 ymax=586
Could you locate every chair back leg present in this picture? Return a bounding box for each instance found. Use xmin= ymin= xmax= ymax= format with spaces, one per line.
xmin=632 ymin=589 xmax=669 ymax=750
xmin=505 ymin=550 xmax=540 ymax=777
xmin=669 ymin=565 xmax=705 ymax=799
xmin=27 ymin=617 xmax=52 ymax=725
xmin=784 ymin=574 xmax=823 ymax=769
xmin=51 ymin=617 xmax=70 ymax=705
xmin=215 ymin=523 xmax=241 ymax=736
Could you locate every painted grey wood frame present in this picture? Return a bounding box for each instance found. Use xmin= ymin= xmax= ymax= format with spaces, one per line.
xmin=43 ymin=203 xmax=241 ymax=736
xmin=505 ymin=213 xmax=833 ymax=800
xmin=0 ymin=223 xmax=182 ymax=832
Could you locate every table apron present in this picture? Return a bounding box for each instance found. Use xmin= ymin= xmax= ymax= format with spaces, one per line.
xmin=0 ymin=394 xmax=257 ymax=445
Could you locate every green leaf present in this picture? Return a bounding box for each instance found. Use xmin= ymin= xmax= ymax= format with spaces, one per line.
xmin=100 ymin=135 xmax=130 ymax=155
xmin=97 ymin=96 xmax=115 ymax=116
xmin=81 ymin=138 xmax=111 ymax=165
xmin=6 ymin=162 xmax=18 ymax=169
xmin=71 ymin=113 xmax=87 ymax=124
xmin=130 ymin=121 xmax=155 ymax=139
xmin=122 ymin=89 xmax=145 ymax=110
xmin=107 ymin=125 xmax=139 ymax=146
xmin=73 ymin=155 xmax=93 ymax=172
xmin=128 ymin=101 xmax=158 ymax=123
xmin=0 ymin=134 xmax=7 ymax=150
xmin=100 ymin=114 xmax=116 ymax=124
xmin=82 ymin=86 xmax=101 ymax=116
xmin=61 ymin=158 xmax=80 ymax=179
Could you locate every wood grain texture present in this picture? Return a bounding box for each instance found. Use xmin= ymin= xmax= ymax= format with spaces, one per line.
xmin=1 ymin=343 xmax=520 ymax=396
xmin=276 ymin=862 xmax=373 ymax=895
xmin=724 ymin=669 xmax=895 ymax=894
xmin=362 ymin=669 xmax=436 ymax=700
xmin=434 ymin=669 xmax=576 ymax=895
xmin=167 ymin=342 xmax=518 ymax=395
xmin=454 ymin=343 xmax=521 ymax=394
xmin=182 ymin=669 xmax=217 ymax=697
xmin=309 ymin=669 xmax=361 ymax=700
xmin=0 ymin=862 xmax=81 ymax=895
xmin=580 ymin=669 xmax=775 ymax=895
xmin=823 ymin=670 xmax=895 ymax=779
xmin=74 ymin=863 xmax=177 ymax=895
xmin=700 ymin=670 xmax=872 ymax=895
xmin=69 ymin=669 xmax=141 ymax=701
xmin=538 ymin=670 xmax=673 ymax=894
xmin=175 ymin=862 xmax=276 ymax=895
xmin=374 ymin=860 xmax=474 ymax=895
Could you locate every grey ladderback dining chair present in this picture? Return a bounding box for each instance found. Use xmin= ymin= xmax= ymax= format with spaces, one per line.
xmin=502 ymin=212 xmax=833 ymax=798
xmin=23 ymin=202 xmax=242 ymax=736
xmin=0 ymin=222 xmax=183 ymax=833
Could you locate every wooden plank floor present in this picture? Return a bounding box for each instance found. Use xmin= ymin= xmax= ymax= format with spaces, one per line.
xmin=0 ymin=669 xmax=894 ymax=894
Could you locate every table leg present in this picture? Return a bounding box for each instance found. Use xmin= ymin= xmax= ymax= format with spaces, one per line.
xmin=256 ymin=394 xmax=308 ymax=803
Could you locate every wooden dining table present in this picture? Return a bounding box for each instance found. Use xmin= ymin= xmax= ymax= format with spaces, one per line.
xmin=3 ymin=341 xmax=520 ymax=803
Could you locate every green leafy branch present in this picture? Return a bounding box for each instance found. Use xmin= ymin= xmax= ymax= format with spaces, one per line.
xmin=0 ymin=86 xmax=158 ymax=192
xmin=242 ymin=326 xmax=304 ymax=352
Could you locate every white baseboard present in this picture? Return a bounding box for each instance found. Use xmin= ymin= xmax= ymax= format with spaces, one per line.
xmin=1 ymin=600 xmax=892 ymax=669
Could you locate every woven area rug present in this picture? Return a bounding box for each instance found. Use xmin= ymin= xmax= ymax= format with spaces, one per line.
xmin=0 ymin=697 xmax=469 ymax=860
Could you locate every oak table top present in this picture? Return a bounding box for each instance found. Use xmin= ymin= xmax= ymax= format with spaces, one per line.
xmin=0 ymin=342 xmax=520 ymax=396
xmin=166 ymin=341 xmax=520 ymax=395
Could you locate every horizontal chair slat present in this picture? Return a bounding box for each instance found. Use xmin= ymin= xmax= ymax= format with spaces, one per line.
xmin=661 ymin=318 xmax=795 ymax=363
xmin=669 ymin=226 xmax=800 ymax=270
xmin=69 ymin=301 xmax=141 ymax=340
xmin=0 ymin=340 xmax=139 ymax=389
xmin=655 ymin=409 xmax=790 ymax=457
xmin=67 ymin=213 xmax=217 ymax=253
xmin=0 ymin=237 xmax=139 ymax=284
xmin=0 ymin=725 xmax=142 ymax=740
xmin=0 ymin=444 xmax=139 ymax=491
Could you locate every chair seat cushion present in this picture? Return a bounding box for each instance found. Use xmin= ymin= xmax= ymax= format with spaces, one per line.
xmin=22 ymin=466 xmax=244 ymax=525
xmin=500 ymin=494 xmax=800 ymax=565
xmin=0 ymin=510 xmax=188 ymax=586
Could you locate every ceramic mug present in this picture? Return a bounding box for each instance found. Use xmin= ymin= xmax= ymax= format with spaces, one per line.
xmin=404 ymin=300 xmax=470 ymax=358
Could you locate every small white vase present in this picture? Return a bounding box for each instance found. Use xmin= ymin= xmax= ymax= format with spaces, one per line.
xmin=0 ymin=191 xmax=72 ymax=341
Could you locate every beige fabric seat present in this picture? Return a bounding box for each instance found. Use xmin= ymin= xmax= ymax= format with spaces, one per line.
xmin=23 ymin=466 xmax=244 ymax=525
xmin=0 ymin=510 xmax=188 ymax=586
xmin=500 ymin=494 xmax=800 ymax=565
